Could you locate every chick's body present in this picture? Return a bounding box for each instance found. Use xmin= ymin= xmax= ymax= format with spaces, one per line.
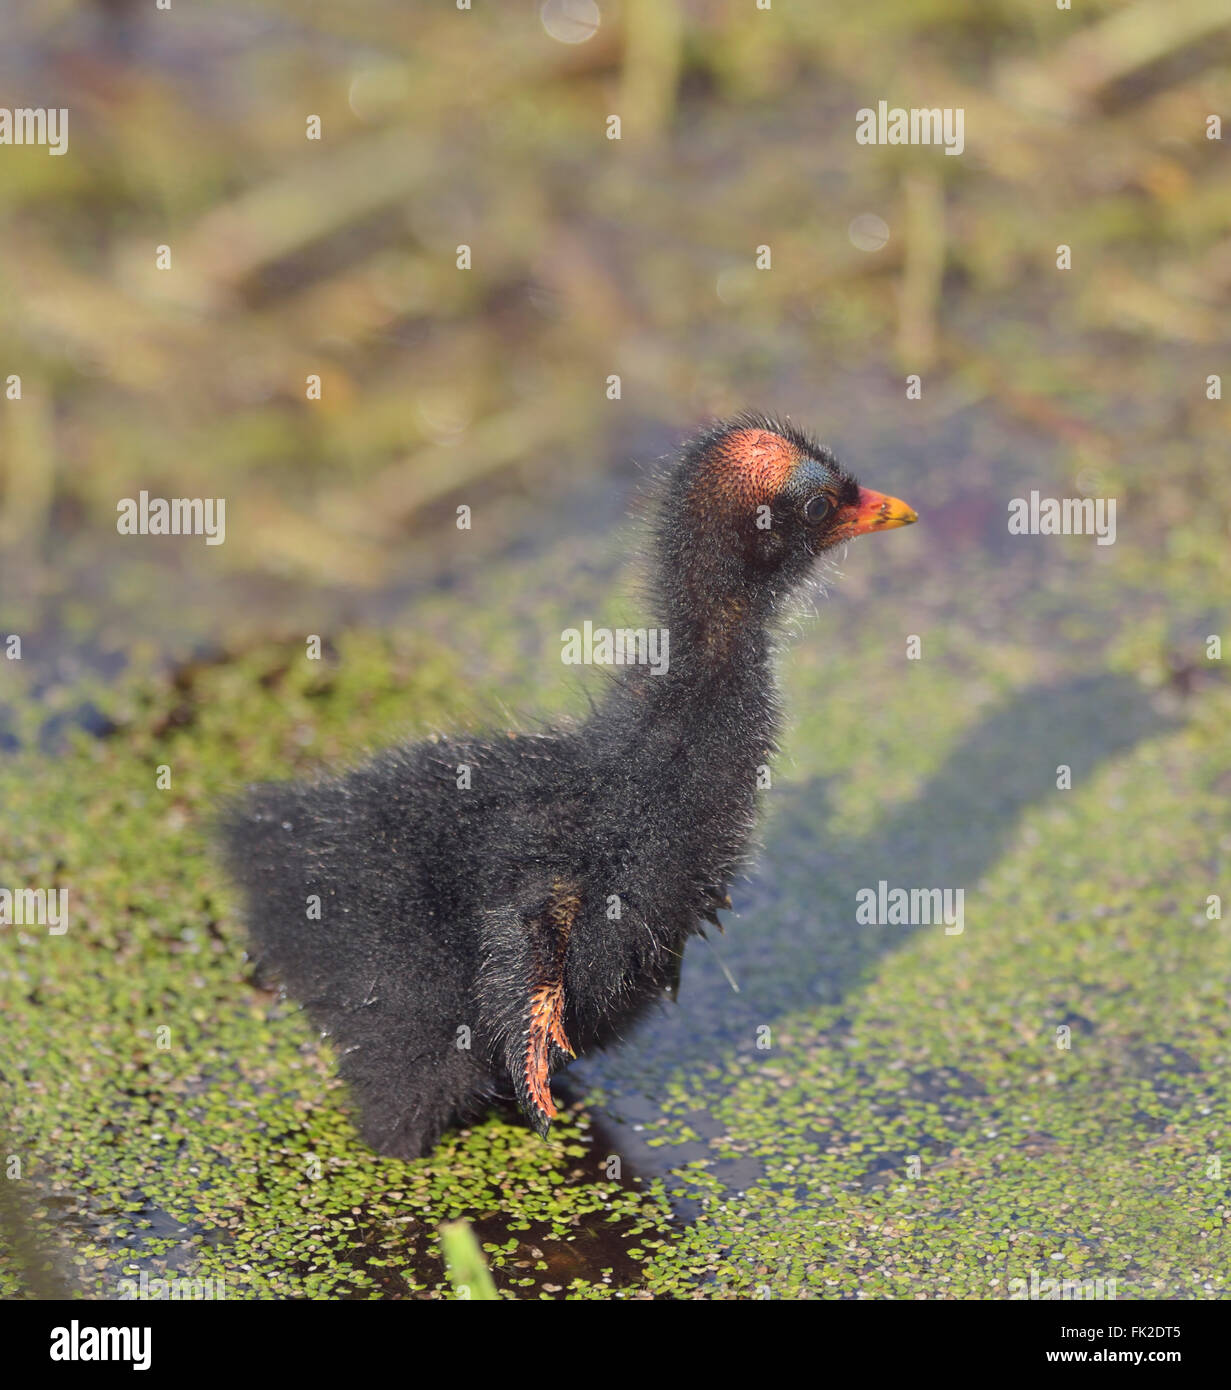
xmin=227 ymin=650 xmax=773 ymax=1158
xmin=223 ymin=414 xmax=916 ymax=1157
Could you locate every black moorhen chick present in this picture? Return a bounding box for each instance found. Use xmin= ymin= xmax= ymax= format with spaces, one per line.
xmin=222 ymin=414 xmax=916 ymax=1158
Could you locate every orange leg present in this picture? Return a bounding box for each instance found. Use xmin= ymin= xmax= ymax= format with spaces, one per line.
xmin=517 ymin=883 xmax=578 ymax=1136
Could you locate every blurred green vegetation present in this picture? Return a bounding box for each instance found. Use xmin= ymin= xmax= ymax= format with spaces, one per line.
xmin=439 ymin=1218 xmax=501 ymax=1300
xmin=1 ymin=0 xmax=1228 ymax=602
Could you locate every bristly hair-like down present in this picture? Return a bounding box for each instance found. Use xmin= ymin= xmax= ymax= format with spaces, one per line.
xmin=684 ymin=410 xmax=831 ymax=465
xmin=221 ymin=413 xmax=908 ymax=1158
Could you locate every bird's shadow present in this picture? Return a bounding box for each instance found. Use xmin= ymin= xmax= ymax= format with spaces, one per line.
xmin=575 ymin=670 xmax=1178 ymax=1087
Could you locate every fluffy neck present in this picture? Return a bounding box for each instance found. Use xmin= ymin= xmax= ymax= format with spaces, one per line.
xmin=596 ymin=566 xmax=782 ymax=766
xmin=585 ymin=468 xmax=792 ymax=782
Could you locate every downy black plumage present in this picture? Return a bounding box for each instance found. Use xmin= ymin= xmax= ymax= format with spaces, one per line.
xmin=221 ymin=414 xmax=916 ymax=1158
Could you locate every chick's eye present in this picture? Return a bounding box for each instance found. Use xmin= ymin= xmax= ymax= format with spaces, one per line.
xmin=803 ymin=494 xmax=831 ymax=525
